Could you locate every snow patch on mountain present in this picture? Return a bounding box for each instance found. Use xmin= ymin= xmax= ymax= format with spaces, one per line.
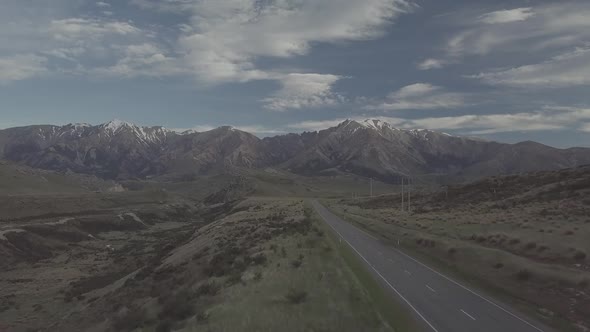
xmin=356 ymin=119 xmax=460 ymax=140
xmin=102 ymin=119 xmax=133 ymax=134
xmin=360 ymin=119 xmax=390 ymax=131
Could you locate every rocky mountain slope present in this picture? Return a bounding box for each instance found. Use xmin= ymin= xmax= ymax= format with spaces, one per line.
xmin=275 ymin=119 xmax=590 ymax=181
xmin=1 ymin=119 xmax=589 ymax=182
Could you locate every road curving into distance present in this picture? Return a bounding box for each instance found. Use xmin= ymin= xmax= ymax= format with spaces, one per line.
xmin=311 ymin=200 xmax=553 ymax=332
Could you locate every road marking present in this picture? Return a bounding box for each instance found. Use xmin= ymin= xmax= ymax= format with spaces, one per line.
xmin=313 ymin=200 xmax=546 ymax=332
xmin=460 ymin=309 xmax=476 ymax=321
xmin=391 ymin=248 xmax=545 ymax=332
xmin=404 ymin=270 xmax=412 ymax=276
xmin=426 ymin=285 xmax=436 ymax=293
xmin=313 ymin=202 xmax=439 ymax=332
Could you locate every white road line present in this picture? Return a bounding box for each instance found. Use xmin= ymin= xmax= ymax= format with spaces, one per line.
xmin=461 ymin=309 xmax=476 ymax=321
xmin=404 ymin=270 xmax=412 ymax=276
xmin=315 ymin=201 xmax=547 ymax=332
xmin=391 ymin=248 xmax=545 ymax=332
xmin=426 ymin=285 xmax=436 ymax=293
xmin=314 ymin=204 xmax=439 ymax=332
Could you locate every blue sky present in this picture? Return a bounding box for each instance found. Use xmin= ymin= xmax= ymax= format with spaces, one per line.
xmin=1 ymin=0 xmax=590 ymax=147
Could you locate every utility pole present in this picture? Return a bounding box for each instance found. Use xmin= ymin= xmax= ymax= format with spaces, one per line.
xmin=408 ymin=177 xmax=412 ymax=213
xmin=401 ymin=177 xmax=404 ymax=212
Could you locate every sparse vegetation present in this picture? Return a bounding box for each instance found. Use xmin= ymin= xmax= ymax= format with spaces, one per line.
xmin=324 ymin=165 xmax=590 ymax=330
xmin=515 ymin=269 xmax=532 ymax=282
xmin=285 ymin=288 xmax=307 ymax=304
xmin=291 ymin=259 xmax=303 ymax=268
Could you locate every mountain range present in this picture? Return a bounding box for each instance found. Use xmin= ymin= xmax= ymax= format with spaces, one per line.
xmin=1 ymin=119 xmax=589 ymax=182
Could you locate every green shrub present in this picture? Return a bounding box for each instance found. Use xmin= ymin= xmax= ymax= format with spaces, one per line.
xmin=574 ymin=250 xmax=587 ymax=260
xmin=251 ymin=253 xmax=267 ymax=265
xmin=196 ymin=281 xmax=220 ymax=297
xmin=285 ymin=288 xmax=307 ymax=304
xmin=159 ymin=292 xmax=195 ymax=320
xmin=254 ymin=271 xmax=262 ymax=281
xmin=515 ymin=269 xmax=532 ymax=281
xmin=112 ymin=307 xmax=146 ymax=331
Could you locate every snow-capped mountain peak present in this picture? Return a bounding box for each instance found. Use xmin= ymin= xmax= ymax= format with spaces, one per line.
xmin=102 ymin=119 xmax=135 ymax=133
xmin=360 ymin=119 xmax=390 ymax=131
xmin=70 ymin=123 xmax=91 ymax=128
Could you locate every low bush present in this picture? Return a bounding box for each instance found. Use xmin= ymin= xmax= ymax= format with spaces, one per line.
xmin=515 ymin=269 xmax=532 ymax=281
xmin=251 ymin=253 xmax=267 ymax=266
xmin=195 ymin=281 xmax=220 ymax=297
xmin=508 ymin=238 xmax=520 ymax=245
xmin=254 ymin=271 xmax=263 ymax=281
xmin=112 ymin=307 xmax=146 ymax=331
xmin=574 ymin=250 xmax=587 ymax=260
xmin=155 ymin=319 xmax=173 ymax=332
xmin=159 ymin=291 xmax=195 ymax=321
xmin=285 ymin=288 xmax=307 ymax=304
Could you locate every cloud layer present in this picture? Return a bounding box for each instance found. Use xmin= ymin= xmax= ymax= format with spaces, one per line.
xmin=289 ymin=106 xmax=590 ymax=135
xmin=367 ymin=83 xmax=468 ymax=111
xmin=471 ymin=47 xmax=590 ymax=87
xmin=262 ymin=74 xmax=344 ymax=111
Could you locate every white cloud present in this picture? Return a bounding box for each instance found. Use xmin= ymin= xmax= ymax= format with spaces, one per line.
xmin=129 ymin=0 xmax=416 ymax=109
xmin=412 ymin=106 xmax=590 ymax=134
xmin=471 ymin=47 xmax=590 ymax=87
xmin=262 ymin=73 xmax=344 ymax=111
xmin=367 ymin=83 xmax=467 ymax=111
xmin=172 ymin=125 xmax=216 ymax=133
xmin=174 ymin=0 xmax=415 ymax=85
xmin=417 ymin=58 xmax=445 ymax=70
xmin=0 ymin=0 xmax=418 ymax=114
xmin=410 ymin=106 xmax=590 ymax=133
xmin=0 ymin=54 xmax=47 ymax=83
xmin=49 ymin=18 xmax=140 ymax=41
xmin=288 ymin=106 xmax=590 ymax=134
xmin=130 ymin=0 xmax=196 ymax=12
xmin=173 ymin=124 xmax=284 ymax=135
xmin=0 ymin=2 xmax=170 ymax=82
xmin=446 ymin=3 xmax=590 ymax=57
xmin=410 ymin=113 xmax=563 ymax=134
xmin=479 ymin=7 xmax=534 ymax=24
xmin=234 ymin=125 xmax=286 ymax=135
xmin=288 ymin=118 xmax=352 ymax=132
xmin=90 ymin=43 xmax=182 ymax=78
xmin=391 ymin=83 xmax=439 ymax=98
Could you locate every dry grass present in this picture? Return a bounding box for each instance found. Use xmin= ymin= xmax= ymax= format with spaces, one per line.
xmin=323 ymin=166 xmax=590 ymax=331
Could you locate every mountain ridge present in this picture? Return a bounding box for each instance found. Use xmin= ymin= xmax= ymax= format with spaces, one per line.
xmin=1 ymin=118 xmax=589 ymax=182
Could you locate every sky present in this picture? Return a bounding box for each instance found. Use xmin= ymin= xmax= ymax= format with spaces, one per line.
xmin=1 ymin=0 xmax=590 ymax=148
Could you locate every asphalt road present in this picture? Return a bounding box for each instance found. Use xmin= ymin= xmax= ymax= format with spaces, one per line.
xmin=311 ymin=200 xmax=552 ymax=332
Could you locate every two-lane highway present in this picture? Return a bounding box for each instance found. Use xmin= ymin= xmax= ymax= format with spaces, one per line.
xmin=311 ymin=200 xmax=550 ymax=332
